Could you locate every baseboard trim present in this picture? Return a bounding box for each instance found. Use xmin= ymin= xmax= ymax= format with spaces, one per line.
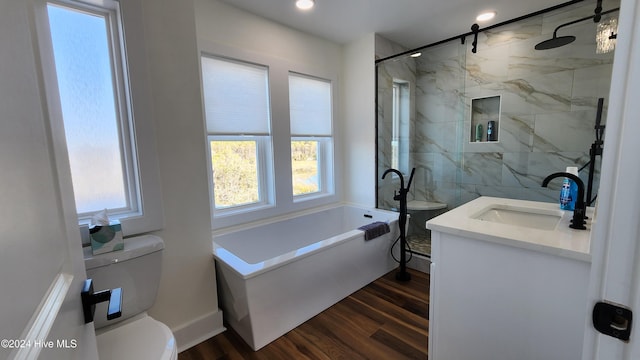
xmin=407 ymin=253 xmax=431 ymax=274
xmin=173 ymin=309 xmax=225 ymax=353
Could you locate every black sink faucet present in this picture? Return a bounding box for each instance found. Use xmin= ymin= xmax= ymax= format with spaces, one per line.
xmin=542 ymin=172 xmax=587 ymax=230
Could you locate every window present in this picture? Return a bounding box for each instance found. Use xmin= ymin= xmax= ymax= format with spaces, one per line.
xmin=196 ymin=45 xmax=340 ymax=228
xmin=289 ymin=73 xmax=334 ymax=197
xmin=39 ymin=0 xmax=162 ymax=236
xmin=291 ymin=139 xmax=320 ymax=195
xmin=392 ymin=80 xmax=410 ymax=175
xmin=201 ymin=56 xmax=273 ymax=212
xmin=47 ymin=0 xmax=140 ymax=218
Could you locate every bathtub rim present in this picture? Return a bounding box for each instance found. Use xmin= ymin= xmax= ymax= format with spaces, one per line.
xmin=212 ymin=203 xmax=401 ymax=280
xmin=212 ymin=202 xmax=357 ymax=237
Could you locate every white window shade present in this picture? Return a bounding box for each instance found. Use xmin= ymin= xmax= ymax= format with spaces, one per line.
xmin=289 ymin=73 xmax=332 ymax=136
xmin=202 ymin=56 xmax=270 ymax=135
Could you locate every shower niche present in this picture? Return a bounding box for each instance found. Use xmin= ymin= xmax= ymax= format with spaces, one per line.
xmin=470 ymin=95 xmax=501 ymax=143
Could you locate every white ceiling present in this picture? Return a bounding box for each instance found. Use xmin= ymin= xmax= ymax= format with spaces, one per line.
xmin=217 ymin=0 xmax=573 ymax=49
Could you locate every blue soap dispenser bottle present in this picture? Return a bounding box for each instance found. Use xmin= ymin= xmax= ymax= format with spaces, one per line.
xmin=560 ymin=166 xmax=579 ymax=210
xmin=487 ymin=121 xmax=496 ymax=141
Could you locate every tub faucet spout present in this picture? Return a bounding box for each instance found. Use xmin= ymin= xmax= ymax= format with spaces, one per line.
xmin=382 ymin=169 xmax=404 ymax=201
xmin=542 ymin=172 xmax=587 ymax=230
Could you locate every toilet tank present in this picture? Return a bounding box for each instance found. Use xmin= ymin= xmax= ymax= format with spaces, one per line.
xmin=84 ymin=235 xmax=165 ymax=330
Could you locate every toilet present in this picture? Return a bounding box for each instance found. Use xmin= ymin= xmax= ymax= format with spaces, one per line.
xmin=83 ymin=235 xmax=177 ymax=360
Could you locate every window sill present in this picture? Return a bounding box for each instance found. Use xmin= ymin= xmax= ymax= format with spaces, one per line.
xmin=213 ymin=203 xmax=275 ymax=219
xmin=293 ymin=191 xmax=334 ymax=204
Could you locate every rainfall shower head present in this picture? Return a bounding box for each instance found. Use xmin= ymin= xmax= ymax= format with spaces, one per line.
xmin=534 ymin=6 xmax=620 ymax=51
xmin=534 ymin=15 xmax=585 ymax=51
xmin=534 ymin=35 xmax=576 ymax=50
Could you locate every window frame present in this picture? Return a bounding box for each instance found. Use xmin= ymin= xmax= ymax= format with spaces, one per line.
xmin=200 ymin=54 xmax=275 ymax=216
xmin=291 ymin=136 xmax=334 ymax=201
xmin=35 ymin=0 xmax=164 ymax=236
xmin=197 ymin=41 xmax=341 ymax=229
xmin=391 ymin=79 xmax=410 ymax=176
xmin=208 ymin=134 xmax=274 ymax=215
xmin=391 ymin=82 xmax=400 ymax=170
xmin=288 ymin=72 xmax=335 ymax=201
xmin=46 ymin=0 xmax=141 ymax=219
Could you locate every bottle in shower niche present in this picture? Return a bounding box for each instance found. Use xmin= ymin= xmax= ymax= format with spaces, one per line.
xmin=475 ymin=123 xmax=483 ymax=142
xmin=559 ymin=166 xmax=579 ymax=211
xmin=487 ymin=121 xmax=497 ymax=141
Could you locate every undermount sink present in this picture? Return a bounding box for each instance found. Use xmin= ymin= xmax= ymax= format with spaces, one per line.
xmin=427 ymin=197 xmax=592 ymax=261
xmin=473 ymin=204 xmax=563 ymax=230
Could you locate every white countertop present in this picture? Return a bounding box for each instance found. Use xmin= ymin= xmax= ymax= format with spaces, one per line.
xmin=426 ymin=196 xmax=593 ymax=262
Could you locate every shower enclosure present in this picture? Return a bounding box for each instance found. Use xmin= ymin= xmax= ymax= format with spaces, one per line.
xmin=376 ymin=0 xmax=619 ymax=257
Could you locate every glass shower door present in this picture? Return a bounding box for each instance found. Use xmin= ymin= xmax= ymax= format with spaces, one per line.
xmin=376 ymin=39 xmax=466 ymax=257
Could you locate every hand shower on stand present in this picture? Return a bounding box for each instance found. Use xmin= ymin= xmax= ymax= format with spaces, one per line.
xmin=381 ymin=167 xmax=415 ymax=281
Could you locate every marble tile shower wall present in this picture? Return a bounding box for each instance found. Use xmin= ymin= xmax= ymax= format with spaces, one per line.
xmin=412 ymin=42 xmax=466 ymax=208
xmin=378 ymin=1 xmax=617 ymax=210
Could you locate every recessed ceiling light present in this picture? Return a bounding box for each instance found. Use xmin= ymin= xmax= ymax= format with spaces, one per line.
xmin=476 ymin=11 xmax=496 ymax=22
xmin=296 ymin=0 xmax=315 ymax=10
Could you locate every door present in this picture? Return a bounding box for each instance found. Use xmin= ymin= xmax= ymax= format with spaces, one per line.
xmin=582 ymin=0 xmax=640 ymax=358
xmin=0 ymin=0 xmax=98 ymax=359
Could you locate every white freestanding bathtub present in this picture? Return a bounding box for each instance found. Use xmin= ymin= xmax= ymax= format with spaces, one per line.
xmin=213 ymin=204 xmax=401 ymax=350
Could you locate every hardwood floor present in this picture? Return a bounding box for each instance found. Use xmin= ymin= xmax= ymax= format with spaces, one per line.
xmin=179 ymin=268 xmax=429 ymax=360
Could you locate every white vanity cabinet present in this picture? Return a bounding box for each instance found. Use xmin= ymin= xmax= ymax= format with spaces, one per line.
xmin=427 ymin=197 xmax=592 ymax=360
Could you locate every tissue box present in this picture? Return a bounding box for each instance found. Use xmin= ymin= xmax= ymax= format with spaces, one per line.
xmin=90 ymin=221 xmax=124 ymax=255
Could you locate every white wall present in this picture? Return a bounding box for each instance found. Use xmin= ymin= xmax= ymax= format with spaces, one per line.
xmin=133 ymin=0 xmax=223 ymax=350
xmin=193 ymin=0 xmax=381 ymax=214
xmin=342 ymin=34 xmax=377 ymax=207
xmin=194 ymin=0 xmax=341 ymax=71
xmin=194 ymin=0 xmax=345 ymax=228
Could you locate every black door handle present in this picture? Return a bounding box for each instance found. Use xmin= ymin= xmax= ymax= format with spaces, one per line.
xmin=593 ymin=301 xmax=632 ymax=342
xmin=81 ymin=278 xmax=122 ymax=324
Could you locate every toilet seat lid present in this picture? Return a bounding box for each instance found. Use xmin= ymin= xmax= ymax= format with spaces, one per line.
xmin=96 ymin=315 xmax=177 ymax=360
